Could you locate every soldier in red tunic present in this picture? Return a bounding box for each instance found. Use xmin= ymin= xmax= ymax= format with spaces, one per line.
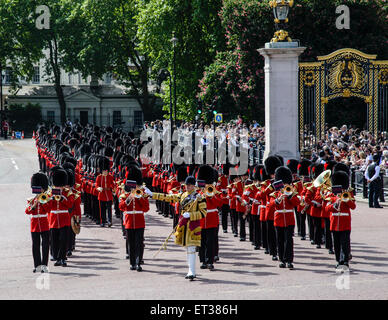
xmin=268 ymin=167 xmax=300 ymax=269
xmin=119 ymin=165 xmax=150 ymax=271
xmin=26 ymin=172 xmax=51 ymax=273
xmin=96 ymin=156 xmax=114 ymax=227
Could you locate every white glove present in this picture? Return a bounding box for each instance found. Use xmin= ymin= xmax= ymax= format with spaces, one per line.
xmin=183 ymin=212 xmax=190 ymax=219
xmin=144 ymin=187 xmax=153 ymax=197
xmin=97 ymin=187 xmax=103 ymax=192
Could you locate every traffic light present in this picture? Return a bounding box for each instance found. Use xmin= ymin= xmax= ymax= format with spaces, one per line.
xmin=213 ymin=110 xmax=217 ymax=115
xmin=198 ymin=109 xmax=202 ymax=114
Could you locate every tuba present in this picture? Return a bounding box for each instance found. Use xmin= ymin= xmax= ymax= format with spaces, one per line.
xmin=313 ymin=170 xmax=332 ymax=190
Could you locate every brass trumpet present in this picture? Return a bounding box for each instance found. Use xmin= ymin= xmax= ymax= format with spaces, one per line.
xmin=282 ymin=184 xmax=294 ymax=196
xmin=340 ymin=191 xmax=351 ymax=202
xmin=204 ymin=185 xmax=219 ymax=197
xmin=54 ymin=195 xmax=62 ymax=202
xmin=38 ymin=193 xmax=50 ymax=204
xmin=132 ymin=187 xmax=144 ymax=198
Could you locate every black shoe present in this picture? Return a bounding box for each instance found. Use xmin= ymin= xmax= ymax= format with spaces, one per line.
xmin=214 ymin=256 xmax=219 ymax=262
xmin=316 ymin=244 xmax=321 ymax=249
xmin=375 ymin=206 xmax=384 ymax=208
xmin=223 ymin=230 xmax=227 ymax=233
xmin=100 ymin=223 xmax=105 ymax=227
xmin=200 ymin=263 xmax=207 ymax=269
xmin=264 ymin=250 xmax=269 ymax=254
xmin=67 ymin=251 xmax=72 ymax=257
xmin=369 ymin=206 xmax=374 ymax=208
xmin=207 ymin=264 xmax=215 ymax=270
xmin=126 ymin=255 xmax=129 ymax=260
xmin=188 ymin=275 xmax=195 ymax=281
xmin=287 ymin=263 xmax=294 ymax=269
xmin=96 ymin=221 xmax=100 ymax=225
xmin=234 ymin=234 xmax=238 ymax=237
xmin=61 ymin=260 xmax=67 ymax=267
xmin=254 ymin=246 xmax=260 ymax=250
xmin=240 ymin=238 xmax=246 ymax=242
xmin=130 ymin=265 xmax=136 ymax=270
xmin=279 ymin=262 xmax=286 ymax=268
xmin=108 ymin=222 xmax=112 ymax=227
xmin=328 ymin=249 xmax=334 ymax=254
xmin=54 ymin=260 xmax=61 ymax=266
xmin=140 ymin=260 xmax=144 ymax=265
xmin=349 ymin=254 xmax=352 ymax=261
xmin=301 ymin=237 xmax=306 ymax=240
xmin=33 ymin=268 xmax=37 ymax=273
xmin=50 ymin=256 xmax=56 ymax=262
xmin=272 ymin=256 xmax=278 ymax=261
xmin=311 ymin=240 xmax=315 ymax=245
xmin=136 ymin=265 xmax=142 ymax=272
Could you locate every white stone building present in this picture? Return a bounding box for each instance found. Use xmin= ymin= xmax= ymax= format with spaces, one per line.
xmin=1 ymin=51 xmax=156 ymax=132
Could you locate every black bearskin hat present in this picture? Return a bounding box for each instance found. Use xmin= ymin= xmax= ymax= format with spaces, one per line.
xmin=177 ymin=166 xmax=188 ymax=183
xmin=331 ymin=171 xmax=349 ymax=190
xmin=65 ymin=169 xmax=75 ymax=187
xmin=197 ymin=165 xmax=215 ymax=184
xmin=260 ymin=167 xmax=270 ymax=181
xmin=126 ymin=165 xmax=143 ymax=185
xmin=324 ymin=160 xmax=337 ymax=172
xmin=101 ymin=156 xmax=110 ymax=171
xmin=286 ymin=159 xmax=299 ymax=174
xmin=222 ymin=163 xmax=230 ymax=176
xmin=275 ymin=166 xmax=293 ymax=185
xmin=297 ymin=159 xmax=312 ymax=177
xmin=312 ymin=163 xmax=324 ymax=179
xmin=31 ymin=172 xmax=49 ymax=191
xmin=213 ymin=168 xmax=219 ymax=183
xmin=68 ymin=138 xmax=79 ymax=150
xmin=333 ymin=162 xmax=350 ymax=175
xmin=52 ymin=169 xmax=68 ymax=187
xmin=264 ymin=156 xmax=282 ymax=175
xmin=275 ymin=154 xmax=284 ymax=166
xmin=253 ymin=164 xmax=264 ymax=181
xmin=104 ymin=146 xmax=114 ymax=158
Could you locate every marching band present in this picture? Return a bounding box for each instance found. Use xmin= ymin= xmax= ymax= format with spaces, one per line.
xmin=27 ymin=123 xmax=356 ymax=278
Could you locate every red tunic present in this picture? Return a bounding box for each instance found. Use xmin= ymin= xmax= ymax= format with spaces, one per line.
xmin=47 ymin=193 xmax=75 ymax=229
xmin=268 ymin=191 xmax=300 ymax=227
xmin=96 ymin=174 xmax=114 ymax=201
xmin=326 ymin=198 xmax=356 ymax=231
xmin=200 ymin=194 xmax=223 ymax=229
xmin=25 ymin=200 xmax=51 ymax=232
xmin=119 ymin=196 xmax=150 ymax=229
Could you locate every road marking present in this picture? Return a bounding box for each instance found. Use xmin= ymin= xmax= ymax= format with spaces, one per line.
xmin=11 ymin=158 xmax=19 ymax=170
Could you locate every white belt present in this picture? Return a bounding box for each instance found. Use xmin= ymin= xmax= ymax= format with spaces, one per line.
xmin=51 ymin=210 xmax=68 ymax=214
xmin=275 ymin=209 xmax=294 ymax=214
xmin=221 ymin=189 xmax=227 ymax=192
xmin=123 ymin=211 xmax=143 ymax=215
xmin=259 ymin=205 xmax=266 ymax=209
xmin=332 ymin=212 xmax=349 ymax=217
xmin=31 ymin=214 xmax=48 ymax=218
xmin=207 ymin=209 xmax=218 ymax=213
xmin=312 ymin=201 xmax=321 ymax=206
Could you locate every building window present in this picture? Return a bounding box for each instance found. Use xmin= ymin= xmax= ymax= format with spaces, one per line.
xmin=47 ymin=111 xmax=55 ymax=123
xmin=113 ymin=111 xmax=122 ymax=127
xmin=32 ymin=66 xmax=40 ymax=84
xmin=4 ymin=68 xmax=13 ymax=84
xmin=68 ymin=73 xmax=72 ymax=84
xmin=78 ymin=73 xmax=82 ymax=84
xmin=134 ymin=110 xmax=143 ymax=127
xmin=105 ymin=73 xmax=112 ymax=84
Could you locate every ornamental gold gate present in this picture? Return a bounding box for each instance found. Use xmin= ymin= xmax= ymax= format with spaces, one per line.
xmin=298 ymin=48 xmax=388 ymax=151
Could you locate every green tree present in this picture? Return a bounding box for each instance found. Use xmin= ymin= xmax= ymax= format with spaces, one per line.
xmin=136 ymin=0 xmax=225 ymax=120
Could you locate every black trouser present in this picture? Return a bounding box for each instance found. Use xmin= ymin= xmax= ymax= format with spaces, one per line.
xmin=92 ymin=196 xmax=99 ymax=221
xmin=299 ymin=212 xmax=306 ymax=238
xmin=51 ymin=227 xmax=68 ymax=261
xmin=67 ymin=227 xmax=76 ymax=251
xmin=368 ymin=179 xmax=381 ymax=207
xmin=307 ymin=215 xmax=314 ymax=241
xmin=221 ymin=204 xmax=229 ymax=232
xmin=266 ymin=220 xmax=277 ymax=257
xmin=261 ymin=220 xmax=268 ymax=250
xmin=120 ymin=211 xmax=126 ymax=236
xmin=173 ymin=212 xmax=179 ymax=228
xmin=332 ymin=230 xmax=351 ymax=264
xmin=199 ymin=227 xmax=217 ymax=265
xmin=252 ymin=215 xmax=261 ymax=248
xmin=248 ymin=213 xmax=254 ymax=242
xmin=238 ymin=211 xmax=246 ymax=239
xmin=323 ymin=218 xmax=333 ymax=250
xmin=275 ymin=226 xmax=294 ymax=263
xmin=31 ymin=231 xmax=50 ymax=268
xmin=113 ymin=195 xmax=120 ymax=218
xmin=126 ymin=228 xmax=145 ymax=266
xmin=169 ymin=204 xmax=174 ymax=219
xmin=99 ymin=200 xmax=112 ymax=224
xmin=294 ymin=209 xmax=301 ymax=235
xmin=214 ymin=225 xmax=219 ymax=257
xmin=313 ymin=216 xmax=322 ymax=245
xmin=230 ymin=209 xmax=238 ymax=234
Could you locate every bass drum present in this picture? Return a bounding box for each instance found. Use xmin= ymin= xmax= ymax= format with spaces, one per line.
xmin=71 ymin=216 xmax=81 ymax=235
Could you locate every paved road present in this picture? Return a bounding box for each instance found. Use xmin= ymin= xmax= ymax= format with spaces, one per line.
xmin=0 ymin=139 xmax=388 ymax=300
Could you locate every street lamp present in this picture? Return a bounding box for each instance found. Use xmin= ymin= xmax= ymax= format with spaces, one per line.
xmin=157 ymin=69 xmax=173 ymax=153
xmin=170 ymin=32 xmax=178 ymax=126
xmin=269 ymin=0 xmax=294 ymax=43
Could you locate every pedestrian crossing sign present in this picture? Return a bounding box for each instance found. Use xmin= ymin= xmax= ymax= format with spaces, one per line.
xmin=214 ymin=114 xmax=223 ymax=123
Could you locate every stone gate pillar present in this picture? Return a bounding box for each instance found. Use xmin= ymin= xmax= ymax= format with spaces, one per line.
xmin=258 ymin=44 xmax=305 ymax=162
